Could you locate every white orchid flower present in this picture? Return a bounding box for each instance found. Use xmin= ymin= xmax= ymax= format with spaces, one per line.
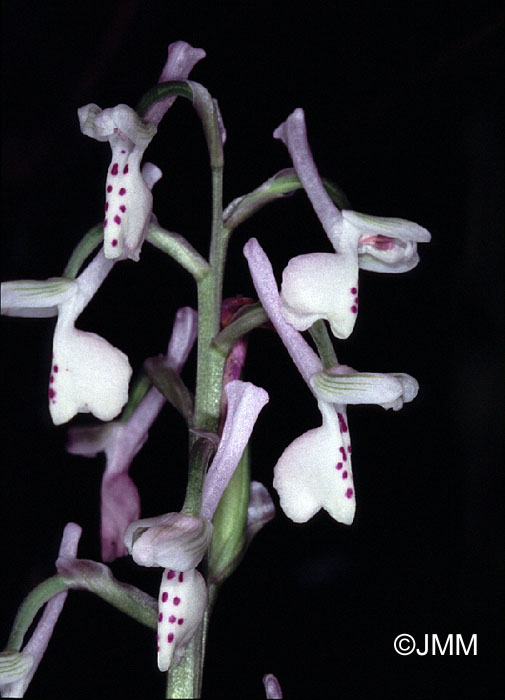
xmin=1 ymin=250 xmax=131 ymax=425
xmin=273 ymin=108 xmax=431 ymax=338
xmin=78 ymin=103 xmax=160 ymax=261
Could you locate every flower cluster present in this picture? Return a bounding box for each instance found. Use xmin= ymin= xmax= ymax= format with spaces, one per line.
xmin=1 ymin=38 xmax=430 ymax=698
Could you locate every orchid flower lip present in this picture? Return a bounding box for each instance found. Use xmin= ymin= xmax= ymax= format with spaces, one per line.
xmin=157 ymin=567 xmax=207 ymax=672
xmin=272 ymin=399 xmax=356 ymax=525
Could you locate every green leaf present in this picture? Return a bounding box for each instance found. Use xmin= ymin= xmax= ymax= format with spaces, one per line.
xmin=144 ymin=356 xmax=194 ymax=424
xmin=207 ymin=446 xmax=250 ymax=585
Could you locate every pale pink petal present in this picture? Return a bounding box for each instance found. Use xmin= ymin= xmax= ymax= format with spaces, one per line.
xmin=124 ymin=513 xmax=212 ymax=570
xmin=101 ymin=473 xmax=141 ymax=562
xmin=145 ymin=41 xmax=206 ymax=126
xmin=274 ymin=107 xmax=343 ymax=245
xmin=243 ymin=238 xmax=322 ymax=386
xmin=8 ymin=524 xmax=82 ymax=697
xmin=263 ymin=673 xmax=283 ymax=699
xmin=200 ymin=380 xmax=269 ymax=521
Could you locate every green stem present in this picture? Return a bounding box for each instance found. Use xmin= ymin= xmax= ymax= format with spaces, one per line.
xmin=5 ymin=568 xmax=157 ymax=654
xmin=6 ymin=576 xmax=68 ymax=651
xmin=62 ymin=223 xmax=103 ymax=279
xmin=309 ymin=319 xmax=338 ymax=368
xmin=212 ymin=303 xmax=268 ymax=356
xmin=165 ymin=624 xmax=203 ymax=699
xmin=152 ymin=81 xmax=227 ymax=698
xmin=146 ymin=223 xmax=209 ymax=281
xmin=181 ymin=437 xmax=216 ymax=516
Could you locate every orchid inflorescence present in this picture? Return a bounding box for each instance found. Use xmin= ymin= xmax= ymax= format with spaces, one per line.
xmin=1 ymin=40 xmax=429 ymax=698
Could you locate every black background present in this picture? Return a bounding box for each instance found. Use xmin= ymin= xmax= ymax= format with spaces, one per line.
xmin=1 ymin=2 xmax=503 ymax=698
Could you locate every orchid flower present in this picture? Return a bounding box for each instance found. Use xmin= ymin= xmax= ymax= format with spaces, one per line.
xmin=123 ymin=379 xmax=268 ymax=671
xmin=78 ymin=103 xmax=160 ymax=261
xmin=1 ymin=250 xmax=131 ymax=425
xmin=77 ymin=41 xmax=205 ymax=262
xmin=244 ymin=237 xmax=419 ymax=524
xmin=0 ymin=523 xmax=82 ymax=698
xmin=67 ymin=307 xmax=198 ymax=562
xmin=273 ymin=108 xmax=431 ymax=338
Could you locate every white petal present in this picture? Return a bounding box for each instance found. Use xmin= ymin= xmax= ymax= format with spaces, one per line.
xmin=273 ymin=402 xmax=355 ymax=524
xmin=343 ymin=210 xmax=431 ymax=242
xmin=280 ymin=252 xmax=359 ymax=339
xmin=94 ymin=104 xmax=156 ymax=146
xmin=141 ymin=162 xmax=163 ymax=190
xmin=157 ymin=568 xmax=207 ymax=672
xmin=1 ymin=278 xmax=76 ymax=317
xmin=49 ymin=325 xmax=131 ymax=425
xmin=77 ymin=104 xmax=109 ymax=141
xmin=310 ymin=369 xmax=404 ymax=406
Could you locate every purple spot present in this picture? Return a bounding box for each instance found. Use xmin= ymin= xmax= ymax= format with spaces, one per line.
xmin=119 ymin=204 xmax=126 ymax=212
xmin=105 ymin=202 xmax=109 ymax=212
xmin=167 ymin=633 xmax=174 ymax=643
xmin=336 ymin=462 xmax=343 ymax=470
xmin=123 ymin=164 xmax=129 ymax=174
xmin=345 ymin=488 xmax=354 ymax=499
xmin=157 ymin=645 xmax=160 ymax=652
xmin=178 ymin=572 xmax=184 ymax=582
xmin=173 ymin=597 xmax=181 ymax=606
xmin=339 ymin=446 xmax=347 ymax=462
xmin=107 ymin=185 xmax=113 ymax=193
xmin=161 ymin=592 xmax=168 ymax=603
xmin=53 ymin=365 xmax=59 ymax=373
xmin=337 ymin=412 xmax=348 ymax=433
xmin=114 ymin=215 xmax=121 ymax=224
xmin=177 ymin=618 xmax=184 ymax=625
xmin=104 ymin=219 xmax=108 ymax=227
xmin=48 ymin=388 xmax=56 ymax=399
xmin=158 ymin=613 xmax=163 ymax=622
xmin=347 ymin=445 xmax=352 ymax=453
xmin=111 ymin=163 xmax=119 ymax=175
xmin=342 ymin=471 xmax=348 ymax=479
xmin=351 ymin=305 xmax=358 ymax=313
xmin=49 ymin=375 xmax=54 ymax=383
xmin=111 ymin=239 xmax=118 ymax=247
xmin=169 ymin=615 xmax=176 ymax=623
xmin=121 ymin=149 xmax=126 ymax=154
xmin=119 ymin=187 xmax=126 ymax=196
xmin=166 ymin=570 xmax=175 ymax=580
xmin=350 ymin=287 xmax=357 ymax=294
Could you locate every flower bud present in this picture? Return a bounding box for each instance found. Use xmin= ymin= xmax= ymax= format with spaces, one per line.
xmin=124 ymin=513 xmax=213 ymax=571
